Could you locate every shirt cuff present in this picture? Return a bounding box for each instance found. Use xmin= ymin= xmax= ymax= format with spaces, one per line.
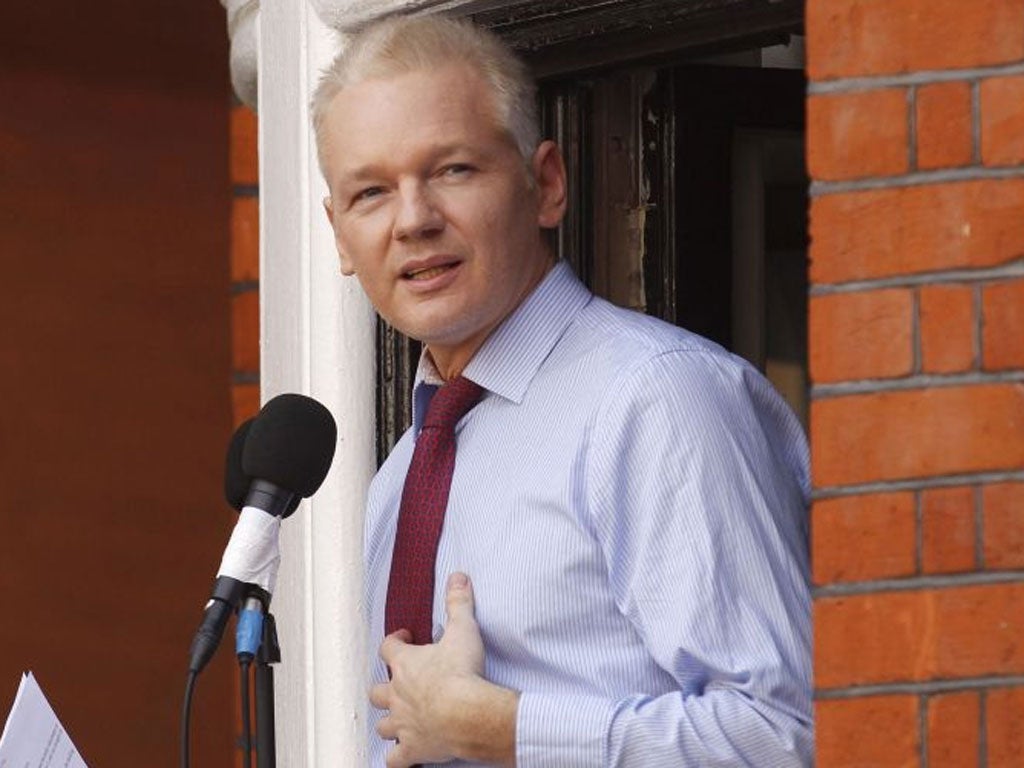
xmin=515 ymin=691 xmax=615 ymax=767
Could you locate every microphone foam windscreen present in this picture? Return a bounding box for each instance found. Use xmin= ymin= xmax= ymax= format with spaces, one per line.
xmin=224 ymin=419 xmax=301 ymax=517
xmin=242 ymin=393 xmax=338 ymax=498
xmin=224 ymin=418 xmax=254 ymax=511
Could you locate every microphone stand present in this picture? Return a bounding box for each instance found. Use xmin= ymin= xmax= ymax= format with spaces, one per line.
xmin=255 ymin=612 xmax=281 ymax=768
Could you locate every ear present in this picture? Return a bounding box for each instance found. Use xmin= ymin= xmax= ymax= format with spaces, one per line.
xmin=323 ymin=196 xmax=356 ymax=275
xmin=531 ymin=140 xmax=568 ymax=229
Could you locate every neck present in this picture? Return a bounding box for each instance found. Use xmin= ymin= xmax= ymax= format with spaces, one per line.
xmin=428 ymin=252 xmax=555 ymax=381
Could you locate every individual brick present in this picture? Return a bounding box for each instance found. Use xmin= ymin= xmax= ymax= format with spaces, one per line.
xmin=806 ymin=0 xmax=1024 ymax=81
xmin=812 ymin=493 xmax=916 ymax=585
xmin=815 ymin=583 xmax=1024 ymax=689
xmin=981 ymin=75 xmax=1024 ymax=167
xmin=807 ymin=89 xmax=909 ymax=180
xmin=231 ymin=383 xmax=260 ymax=428
xmin=921 ymin=486 xmax=977 ymax=574
xmin=987 ymin=686 xmax=1024 ymax=767
xmin=925 ymin=696 xmax=978 ymax=765
xmin=810 ymin=289 xmax=914 ymax=383
xmin=919 ymin=284 xmax=976 ymax=374
xmin=230 ymin=105 xmax=258 ymax=186
xmin=981 ymin=278 xmax=1024 ymax=371
xmin=916 ymin=81 xmax=974 ymax=170
xmin=231 ymin=196 xmax=259 ymax=283
xmin=982 ymin=482 xmax=1024 ymax=570
xmin=810 ymin=180 xmax=1024 ymax=285
xmin=231 ymin=290 xmax=260 ymax=373
xmin=816 ymin=695 xmax=919 ymax=767
xmin=812 ymin=384 xmax=1024 ymax=488
xmin=927 ymin=691 xmax=980 ymax=768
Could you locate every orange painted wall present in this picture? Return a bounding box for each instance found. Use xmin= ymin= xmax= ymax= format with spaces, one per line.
xmin=0 ymin=2 xmax=236 ymax=764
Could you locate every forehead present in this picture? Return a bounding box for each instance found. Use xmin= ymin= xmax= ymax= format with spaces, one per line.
xmin=319 ymin=65 xmax=509 ymax=180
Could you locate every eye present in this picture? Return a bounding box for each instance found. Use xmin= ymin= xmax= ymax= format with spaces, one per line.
xmin=353 ymin=186 xmax=386 ymax=204
xmin=441 ymin=163 xmax=474 ymax=178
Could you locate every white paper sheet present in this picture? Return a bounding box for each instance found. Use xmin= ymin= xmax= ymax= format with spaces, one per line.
xmin=0 ymin=672 xmax=88 ymax=768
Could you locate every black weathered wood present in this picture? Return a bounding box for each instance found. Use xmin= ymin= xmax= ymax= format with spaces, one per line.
xmin=472 ymin=0 xmax=802 ymax=77
xmin=376 ymin=320 xmax=419 ymax=466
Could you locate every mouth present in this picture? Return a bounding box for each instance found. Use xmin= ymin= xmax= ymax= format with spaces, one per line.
xmin=401 ymin=258 xmax=461 ymax=282
xmin=404 ymin=264 xmax=454 ymax=281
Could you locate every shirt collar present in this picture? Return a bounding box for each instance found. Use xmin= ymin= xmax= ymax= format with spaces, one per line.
xmin=411 ymin=260 xmax=592 ymax=432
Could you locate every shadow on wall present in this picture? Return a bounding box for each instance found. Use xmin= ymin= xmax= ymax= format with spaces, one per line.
xmin=0 ymin=1 xmax=237 ymax=764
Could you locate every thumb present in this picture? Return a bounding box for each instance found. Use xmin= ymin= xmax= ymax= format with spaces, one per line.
xmin=442 ymin=572 xmax=485 ymax=672
xmin=445 ymin=571 xmax=476 ymax=624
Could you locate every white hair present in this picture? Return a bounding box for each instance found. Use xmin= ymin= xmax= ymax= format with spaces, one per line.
xmin=311 ymin=15 xmax=540 ymax=170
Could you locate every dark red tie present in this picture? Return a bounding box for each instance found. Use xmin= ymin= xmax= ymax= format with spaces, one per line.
xmin=385 ymin=376 xmax=483 ymax=645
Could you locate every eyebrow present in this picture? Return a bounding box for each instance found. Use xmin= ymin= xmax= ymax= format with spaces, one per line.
xmin=339 ymin=143 xmax=491 ymax=182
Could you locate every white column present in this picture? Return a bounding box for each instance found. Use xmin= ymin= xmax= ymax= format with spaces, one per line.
xmin=258 ymin=2 xmax=376 ymax=765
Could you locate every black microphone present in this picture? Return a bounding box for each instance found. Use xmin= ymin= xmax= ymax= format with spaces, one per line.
xmin=188 ymin=394 xmax=337 ymax=674
xmin=224 ymin=418 xmax=301 ymax=519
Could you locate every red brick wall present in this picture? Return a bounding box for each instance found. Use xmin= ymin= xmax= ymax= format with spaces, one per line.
xmin=807 ymin=1 xmax=1024 ymax=765
xmin=228 ymin=101 xmax=262 ymax=768
xmin=230 ymin=104 xmax=261 ymax=427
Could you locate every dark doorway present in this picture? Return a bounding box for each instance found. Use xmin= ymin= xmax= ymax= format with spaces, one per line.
xmin=539 ymin=57 xmax=808 ymax=426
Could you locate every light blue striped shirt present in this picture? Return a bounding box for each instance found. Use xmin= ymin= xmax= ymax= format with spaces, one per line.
xmin=364 ymin=261 xmax=813 ymax=766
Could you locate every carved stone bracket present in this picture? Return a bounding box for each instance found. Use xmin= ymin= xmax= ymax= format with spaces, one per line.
xmin=221 ymin=0 xmax=260 ymax=107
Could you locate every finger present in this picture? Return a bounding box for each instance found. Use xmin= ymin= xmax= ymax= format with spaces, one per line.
xmin=379 ymin=629 xmax=413 ymax=663
xmin=445 ymin=571 xmax=476 ymax=622
xmin=386 ymin=741 xmax=411 ymax=768
xmin=375 ymin=713 xmax=397 ymax=740
xmin=368 ymin=682 xmax=391 ymax=710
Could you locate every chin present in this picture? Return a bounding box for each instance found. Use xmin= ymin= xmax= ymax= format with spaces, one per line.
xmin=398 ymin=309 xmax=477 ymax=343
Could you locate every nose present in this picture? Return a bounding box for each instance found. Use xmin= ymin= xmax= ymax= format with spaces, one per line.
xmin=392 ymin=181 xmax=444 ymax=242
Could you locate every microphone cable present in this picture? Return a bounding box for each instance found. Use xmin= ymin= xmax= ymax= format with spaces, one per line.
xmin=180 ymin=594 xmax=264 ymax=768
xmin=181 ymin=670 xmax=198 ymax=768
xmin=239 ymin=658 xmax=253 ymax=768
xmin=236 ymin=593 xmax=265 ymax=768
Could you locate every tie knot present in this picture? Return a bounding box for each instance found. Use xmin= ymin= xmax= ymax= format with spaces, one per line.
xmin=422 ymin=376 xmax=483 ymax=430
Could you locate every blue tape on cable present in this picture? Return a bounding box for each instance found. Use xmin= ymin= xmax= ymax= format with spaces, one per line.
xmin=236 ymin=608 xmax=264 ymax=657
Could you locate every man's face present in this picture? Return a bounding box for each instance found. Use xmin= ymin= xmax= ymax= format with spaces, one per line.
xmin=320 ymin=64 xmax=566 ymax=375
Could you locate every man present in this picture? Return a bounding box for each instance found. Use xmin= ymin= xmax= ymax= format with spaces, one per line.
xmin=313 ymin=14 xmax=812 ymax=767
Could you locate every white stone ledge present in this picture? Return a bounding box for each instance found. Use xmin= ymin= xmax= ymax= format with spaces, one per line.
xmin=311 ymin=0 xmax=516 ymax=30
